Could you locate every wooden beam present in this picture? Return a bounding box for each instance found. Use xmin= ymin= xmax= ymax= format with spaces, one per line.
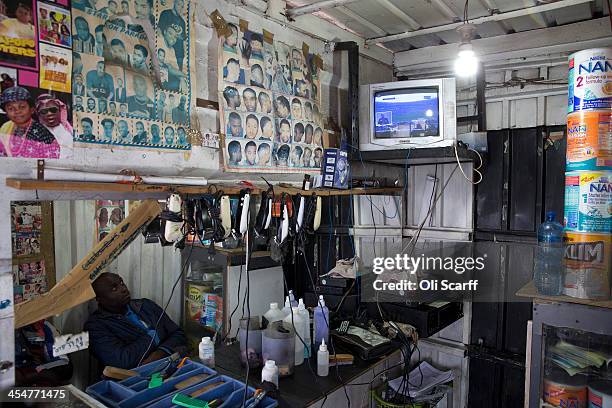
xmin=15 ymin=200 xmax=162 ymax=328
xmin=5 ymin=178 xmax=403 ymax=197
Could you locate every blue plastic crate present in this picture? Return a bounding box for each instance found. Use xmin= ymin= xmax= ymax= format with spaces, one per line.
xmin=147 ymin=375 xmax=277 ymax=408
xmin=86 ymin=359 xmax=217 ymax=408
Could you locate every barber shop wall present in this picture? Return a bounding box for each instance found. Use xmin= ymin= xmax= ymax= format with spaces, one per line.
xmin=0 ymin=0 xmax=393 ymax=388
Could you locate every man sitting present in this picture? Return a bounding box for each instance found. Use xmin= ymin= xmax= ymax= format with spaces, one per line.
xmin=85 ymin=273 xmax=187 ymax=369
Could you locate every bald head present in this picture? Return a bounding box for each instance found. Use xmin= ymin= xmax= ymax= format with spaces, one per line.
xmin=93 ymin=273 xmax=131 ymax=313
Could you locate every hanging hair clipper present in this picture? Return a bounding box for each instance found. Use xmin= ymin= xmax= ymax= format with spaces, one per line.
xmin=239 ymin=189 xmax=251 ymax=235
xmin=163 ymin=193 xmax=183 ymax=243
xmin=220 ymin=195 xmax=231 ymax=238
xmin=313 ymin=196 xmax=322 ymax=231
xmin=254 ymin=188 xmax=273 ymax=237
xmin=295 ymin=194 xmax=305 ymax=233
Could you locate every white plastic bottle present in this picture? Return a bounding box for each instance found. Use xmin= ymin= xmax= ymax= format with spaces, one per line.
xmin=313 ymin=295 xmax=329 ymax=351
xmin=261 ymin=360 xmax=279 ymax=388
xmin=283 ymin=307 xmax=305 ymax=366
xmin=264 ymin=302 xmax=286 ymax=325
xmin=288 ymin=290 xmax=298 ymax=307
xmin=298 ymin=299 xmax=311 ymax=358
xmin=281 ymin=296 xmax=292 ymax=317
xmin=199 ymin=337 xmax=215 ymax=368
xmin=317 ymin=339 xmax=329 ymax=377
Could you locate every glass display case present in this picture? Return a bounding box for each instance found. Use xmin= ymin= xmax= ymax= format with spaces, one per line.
xmin=528 ymin=299 xmax=612 ymax=408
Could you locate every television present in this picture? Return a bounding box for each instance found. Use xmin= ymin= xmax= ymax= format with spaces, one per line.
xmin=359 ymin=78 xmax=457 ymax=152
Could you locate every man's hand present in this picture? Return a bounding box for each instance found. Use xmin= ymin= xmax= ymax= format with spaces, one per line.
xmin=140 ymin=349 xmax=168 ymax=365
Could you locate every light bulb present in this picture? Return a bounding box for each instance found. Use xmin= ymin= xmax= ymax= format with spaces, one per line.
xmin=455 ymin=44 xmax=478 ymax=77
xmin=425 ymin=109 xmax=433 ymax=117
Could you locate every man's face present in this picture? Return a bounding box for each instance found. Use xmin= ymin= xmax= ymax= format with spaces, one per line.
xmin=109 ymin=2 xmax=118 ymax=13
xmin=229 ymin=94 xmax=240 ymax=109
xmin=280 ymin=123 xmax=290 ymax=142
xmin=151 ymin=126 xmax=159 ymax=137
xmin=116 ymin=121 xmax=128 ymax=136
xmin=134 ymin=77 xmax=147 ymax=97
xmin=314 ymin=150 xmax=323 ymax=165
xmin=120 ymin=104 xmax=127 ymax=113
xmin=76 ymin=20 xmax=89 ymax=40
xmin=74 ymin=57 xmax=83 ymax=72
xmin=111 ymin=44 xmax=125 ymax=61
xmin=103 ymin=121 xmax=114 ymax=137
xmin=276 ymin=100 xmax=288 ymax=118
xmin=94 ymin=274 xmax=131 ymax=309
xmin=291 ymin=102 xmax=302 ymax=119
xmin=245 ymin=145 xmax=256 ymax=164
xmin=164 ymin=127 xmax=174 ymax=141
xmin=133 ymin=49 xmax=145 ymax=66
xmin=227 ymin=27 xmax=237 ymax=47
xmin=251 ymin=40 xmax=263 ymax=54
xmin=96 ymin=62 xmax=105 ymax=76
xmin=136 ymin=122 xmax=145 ymax=133
xmin=173 ymin=0 xmax=184 ymax=13
xmin=109 ymin=103 xmax=116 ymax=113
xmin=179 ymin=96 xmax=186 ymax=107
xmin=258 ymin=148 xmax=270 ymax=164
xmin=243 ymin=91 xmax=256 ymax=112
xmin=134 ymin=0 xmax=151 ymax=20
xmin=245 ymin=118 xmax=258 ymax=139
xmin=121 ymin=2 xmax=129 ymax=12
xmin=305 ymin=128 xmax=313 ymax=143
xmin=262 ymin=121 xmax=273 ymax=138
xmin=177 ymin=128 xmax=186 ymax=140
xmin=291 ymin=149 xmax=301 ymax=164
xmin=230 ymin=148 xmax=241 ymax=163
xmin=314 ymin=130 xmax=322 ymax=145
xmin=294 ymin=128 xmax=303 ymax=142
xmin=158 ymin=50 xmax=166 ymax=64
xmin=95 ymin=30 xmax=104 ymax=43
xmin=227 ymin=62 xmax=239 ymax=82
xmin=259 ymin=95 xmax=271 ymax=113
xmin=303 ymin=150 xmax=312 ymax=164
xmin=251 ymin=68 xmax=263 ymax=85
xmin=37 ymin=100 xmax=60 ymax=128
xmin=40 ymin=9 xmax=47 ymax=18
xmin=81 ymin=120 xmax=92 ymax=136
xmin=87 ymin=99 xmax=95 ymax=110
xmin=229 ymin=117 xmax=242 ymax=137
xmin=305 ymin=106 xmax=312 ymax=120
xmin=75 ymin=97 xmax=83 ymax=106
xmin=163 ymin=26 xmax=178 ymax=47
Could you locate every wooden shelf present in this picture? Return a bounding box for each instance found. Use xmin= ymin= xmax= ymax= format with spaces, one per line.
xmin=5 ymin=178 xmax=402 ymax=197
xmin=516 ymin=280 xmax=612 ymax=310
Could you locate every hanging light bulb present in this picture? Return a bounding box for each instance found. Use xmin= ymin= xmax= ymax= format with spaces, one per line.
xmin=455 ymin=23 xmax=479 ymax=77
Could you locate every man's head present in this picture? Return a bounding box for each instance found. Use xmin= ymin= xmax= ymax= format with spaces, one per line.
xmin=274 ymin=96 xmax=290 ymax=118
xmin=260 ymin=116 xmax=273 ymax=139
xmin=250 ymin=64 xmax=264 ymax=87
xmin=228 ymin=112 xmax=242 ymax=137
xmin=245 ymin=114 xmax=258 ymax=139
xmin=257 ymin=143 xmax=270 ymax=165
xmin=118 ymin=120 xmax=129 ymax=137
xmin=133 ymin=75 xmax=148 ymax=98
xmin=303 ymin=147 xmax=312 ymax=166
xmin=258 ymin=92 xmax=271 ymax=113
xmin=133 ymin=45 xmax=148 ymax=67
xmin=293 ymin=122 xmax=304 ymax=142
xmin=228 ymin=140 xmax=241 ymax=164
xmin=75 ymin=96 xmax=83 ymax=106
xmin=250 ymin=33 xmax=263 ymax=54
xmin=98 ymin=98 xmax=107 ymax=112
xmin=87 ymin=97 xmax=96 ymax=110
xmin=73 ymin=52 xmax=83 ymax=72
xmin=223 ymin=86 xmax=240 ymax=109
xmin=304 ymin=102 xmax=312 ymax=120
xmin=242 ymin=88 xmax=257 ymax=112
xmin=121 ymin=0 xmax=129 ymax=12
xmin=279 ymin=119 xmax=290 ymax=143
xmin=81 ymin=117 xmax=93 ymax=136
xmin=225 ymin=58 xmax=240 ymax=82
xmin=134 ymin=0 xmax=152 ymax=20
xmin=36 ymin=96 xmax=61 ymax=128
xmin=151 ymin=124 xmax=160 ymax=138
xmin=157 ymin=48 xmax=166 ymax=64
xmin=162 ymin=25 xmax=179 ymax=47
xmin=102 ymin=119 xmax=114 ymax=139
xmin=135 ymin=121 xmax=145 ymax=134
xmin=92 ymin=273 xmax=131 ymax=312
xmin=173 ymin=0 xmax=184 ymax=14
xmin=276 ymin=144 xmax=290 ymax=166
xmin=291 ymin=98 xmax=302 ymax=119
xmin=178 ymin=95 xmax=186 ymax=108
xmin=164 ymin=126 xmax=175 ymax=143
xmin=109 ymin=101 xmax=116 ymax=113
xmin=108 ymin=0 xmax=118 ymax=13
xmin=225 ymin=24 xmax=238 ymax=48
xmin=314 ymin=147 xmax=323 ymax=166
xmin=96 ymin=60 xmax=106 ymax=76
xmin=314 ymin=127 xmax=323 ymax=146
xmin=95 ymin=24 xmax=105 ymax=43
xmin=245 ymin=141 xmax=256 ymax=165
xmin=74 ymin=16 xmax=90 ymax=40
xmin=177 ymin=127 xmax=186 ymax=142
xmin=120 ymin=103 xmax=127 ymax=114
xmin=291 ymin=145 xmax=303 ymax=166
xmin=110 ymin=39 xmax=126 ymax=62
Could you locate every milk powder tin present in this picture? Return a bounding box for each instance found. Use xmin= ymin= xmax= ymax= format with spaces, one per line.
xmin=564 ymin=171 xmax=612 ymax=233
xmin=568 ymin=48 xmax=612 ymax=113
xmin=566 ymin=111 xmax=612 ymax=171
xmin=563 ymin=232 xmax=611 ymax=300
xmin=544 ymin=369 xmax=587 ymax=408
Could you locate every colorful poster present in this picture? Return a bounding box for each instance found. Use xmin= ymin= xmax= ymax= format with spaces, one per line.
xmin=219 ymin=25 xmax=323 ymax=173
xmin=11 ymin=201 xmax=43 ymax=257
xmin=95 ymin=200 xmax=125 ymax=241
xmin=0 ymin=0 xmax=73 ymax=159
xmin=39 ymin=42 xmax=71 ymax=92
xmin=71 ymin=0 xmax=195 ymax=150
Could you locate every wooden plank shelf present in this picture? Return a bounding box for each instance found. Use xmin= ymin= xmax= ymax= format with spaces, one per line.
xmin=516 ymin=280 xmax=612 ymax=310
xmin=6 ymin=178 xmax=402 ymax=197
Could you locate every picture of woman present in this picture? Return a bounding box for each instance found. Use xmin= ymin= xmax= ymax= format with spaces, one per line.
xmin=0 ymin=86 xmax=60 ymax=158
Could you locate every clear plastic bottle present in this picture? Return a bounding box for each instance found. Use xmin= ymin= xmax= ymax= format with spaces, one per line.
xmin=261 ymin=360 xmax=279 ymax=388
xmin=283 ymin=307 xmax=305 ymax=366
xmin=298 ymin=299 xmax=311 ymax=358
xmin=313 ymin=295 xmax=329 ymax=351
xmin=288 ymin=290 xmax=298 ymax=307
xmin=281 ymin=296 xmax=292 ymax=318
xmin=317 ymin=339 xmax=329 ymax=377
xmin=534 ymin=211 xmax=564 ymax=296
xmin=263 ymin=302 xmax=286 ymax=326
xmin=198 ymin=336 xmax=215 ymax=368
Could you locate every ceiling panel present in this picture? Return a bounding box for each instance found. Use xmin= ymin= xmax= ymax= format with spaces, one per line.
xmin=322 ymin=8 xmax=386 ymax=38
xmin=545 ymin=3 xmax=593 ymax=25
xmin=382 ymin=0 xmax=457 ymax=27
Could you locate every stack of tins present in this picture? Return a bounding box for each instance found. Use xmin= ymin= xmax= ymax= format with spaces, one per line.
xmin=564 ymin=48 xmax=612 ymax=300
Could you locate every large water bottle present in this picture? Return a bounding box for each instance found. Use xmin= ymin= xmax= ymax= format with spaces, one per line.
xmin=533 ymin=211 xmax=564 ymax=296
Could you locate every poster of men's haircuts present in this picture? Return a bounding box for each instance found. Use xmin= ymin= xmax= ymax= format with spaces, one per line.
xmin=95 ymin=200 xmax=125 ymax=241
xmin=71 ymin=0 xmax=195 ymax=150
xmin=219 ymin=21 xmax=324 ymax=173
xmin=0 ymin=0 xmax=73 ymax=159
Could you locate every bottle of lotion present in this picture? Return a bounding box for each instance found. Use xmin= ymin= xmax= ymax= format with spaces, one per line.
xmin=199 ymin=337 xmax=215 ymax=368
xmin=317 ymin=339 xmax=329 ymax=377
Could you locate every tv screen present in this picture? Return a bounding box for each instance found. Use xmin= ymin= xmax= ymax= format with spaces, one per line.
xmin=373 ymin=87 xmax=439 ymax=139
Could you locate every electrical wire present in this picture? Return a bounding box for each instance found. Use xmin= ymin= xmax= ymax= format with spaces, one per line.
xmin=454 ymin=143 xmax=482 ymax=185
xmin=242 ymin=210 xmax=252 ymax=407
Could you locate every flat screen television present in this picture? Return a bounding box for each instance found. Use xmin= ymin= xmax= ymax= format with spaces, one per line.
xmin=359 ymin=78 xmax=457 ymax=152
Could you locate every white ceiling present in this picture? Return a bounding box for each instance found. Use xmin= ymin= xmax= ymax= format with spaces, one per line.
xmin=286 ymin=0 xmax=609 ymax=53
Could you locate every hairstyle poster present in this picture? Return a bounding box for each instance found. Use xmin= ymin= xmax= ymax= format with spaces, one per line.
xmin=219 ymin=22 xmax=324 ymax=173
xmin=0 ymin=0 xmax=73 ymax=159
xmin=95 ymin=200 xmax=125 ymax=242
xmin=71 ymin=0 xmax=195 ymax=151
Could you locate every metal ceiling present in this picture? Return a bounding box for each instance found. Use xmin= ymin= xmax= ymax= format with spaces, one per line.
xmin=285 ymin=0 xmax=609 ymax=53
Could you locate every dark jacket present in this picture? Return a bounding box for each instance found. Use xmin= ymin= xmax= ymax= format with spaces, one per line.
xmin=84 ymin=299 xmax=187 ymax=369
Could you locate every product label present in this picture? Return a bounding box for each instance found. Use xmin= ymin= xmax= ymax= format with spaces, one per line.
xmin=568 ymin=51 xmax=612 ymax=112
xmin=563 ymin=232 xmax=612 ymax=299
xmin=566 ymin=111 xmax=612 ymax=171
xmin=564 ymin=171 xmax=612 ymax=233
xmin=589 ymin=391 xmax=602 ymax=408
xmin=543 ymin=380 xmax=587 ymax=408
